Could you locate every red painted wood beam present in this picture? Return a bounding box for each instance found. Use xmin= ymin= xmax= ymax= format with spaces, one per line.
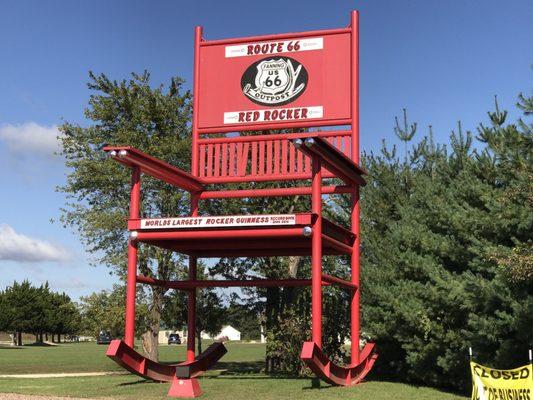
xmin=321 ymin=274 xmax=358 ymax=291
xmin=136 ymin=275 xmax=323 ymax=289
xmin=124 ymin=167 xmax=140 ymax=348
xmin=199 ymin=185 xmax=352 ymax=199
xmin=132 ymin=227 xmax=309 ymax=241
xmin=198 ymin=130 xmax=351 ymax=145
xmin=200 ymin=172 xmax=316 ymax=184
xmin=293 ymin=137 xmax=366 ymax=186
xmin=321 ymin=235 xmax=353 ymax=255
xmin=200 ymin=27 xmax=351 ymax=47
xmin=103 ymin=146 xmax=205 ymax=193
xmin=198 ymin=118 xmax=352 ymax=135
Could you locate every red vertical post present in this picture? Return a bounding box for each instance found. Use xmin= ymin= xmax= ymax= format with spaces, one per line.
xmin=311 ymin=156 xmax=323 ymax=347
xmin=187 ymin=194 xmax=199 ymax=362
xmin=188 ymin=25 xmax=202 ymax=360
xmin=350 ymin=10 xmax=361 ymax=366
xmin=191 ymin=26 xmax=202 ymax=177
xmin=125 ymin=166 xmax=141 ymax=348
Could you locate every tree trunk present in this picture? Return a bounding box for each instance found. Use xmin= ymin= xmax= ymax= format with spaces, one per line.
xmin=288 ymin=256 xmax=300 ymax=278
xmin=265 ymin=284 xmax=281 ymax=373
xmin=45 ymin=333 xmax=48 ymax=341
xmin=142 ymin=286 xmax=164 ymax=362
xmin=196 ymin=326 xmax=202 ymax=355
xmin=17 ymin=332 xmax=22 ymax=346
xmin=57 ymin=333 xmax=61 ymax=343
xmin=283 ymin=256 xmax=301 ymax=314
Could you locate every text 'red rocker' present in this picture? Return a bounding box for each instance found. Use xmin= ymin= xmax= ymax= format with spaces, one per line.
xmin=104 ymin=10 xmax=377 ymax=398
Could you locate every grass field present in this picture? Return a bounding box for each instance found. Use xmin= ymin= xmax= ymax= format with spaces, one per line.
xmin=0 ymin=342 xmax=468 ymax=399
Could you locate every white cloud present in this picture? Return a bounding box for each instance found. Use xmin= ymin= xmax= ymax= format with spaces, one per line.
xmin=0 ymin=224 xmax=71 ymax=263
xmin=0 ymin=122 xmax=62 ymax=157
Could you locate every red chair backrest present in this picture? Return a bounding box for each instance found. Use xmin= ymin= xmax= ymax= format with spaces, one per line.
xmin=195 ymin=131 xmax=352 ymax=184
xmin=189 ymin=17 xmax=359 ymax=186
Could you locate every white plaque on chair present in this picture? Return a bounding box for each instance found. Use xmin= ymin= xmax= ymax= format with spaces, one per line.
xmin=139 ymin=214 xmax=297 ymax=229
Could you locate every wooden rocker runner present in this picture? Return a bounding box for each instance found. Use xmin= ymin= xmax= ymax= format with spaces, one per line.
xmin=105 ymin=10 xmax=377 ymax=398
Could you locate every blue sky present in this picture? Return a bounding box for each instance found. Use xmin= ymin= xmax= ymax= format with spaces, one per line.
xmin=0 ymin=0 xmax=531 ymax=300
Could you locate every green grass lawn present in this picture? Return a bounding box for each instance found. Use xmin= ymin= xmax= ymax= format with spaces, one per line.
xmin=0 ymin=342 xmax=263 ymax=374
xmin=0 ymin=342 xmax=468 ymax=399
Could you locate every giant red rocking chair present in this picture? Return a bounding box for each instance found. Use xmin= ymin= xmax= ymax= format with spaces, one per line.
xmin=104 ymin=10 xmax=377 ymax=398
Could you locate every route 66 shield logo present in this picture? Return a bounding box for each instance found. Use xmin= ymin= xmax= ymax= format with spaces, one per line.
xmin=241 ymin=56 xmax=308 ymax=106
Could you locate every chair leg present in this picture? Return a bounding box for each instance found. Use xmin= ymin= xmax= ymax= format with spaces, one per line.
xmin=187 ymin=256 xmax=197 ymax=362
xmin=311 ymin=156 xmax=323 ymax=347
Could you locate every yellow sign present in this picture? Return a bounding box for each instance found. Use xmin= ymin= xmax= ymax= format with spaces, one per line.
xmin=471 ymin=361 xmax=532 ymax=400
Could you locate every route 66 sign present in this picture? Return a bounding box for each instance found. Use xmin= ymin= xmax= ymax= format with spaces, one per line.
xmin=241 ymin=56 xmax=308 ymax=106
xmin=196 ymin=26 xmax=353 ymax=131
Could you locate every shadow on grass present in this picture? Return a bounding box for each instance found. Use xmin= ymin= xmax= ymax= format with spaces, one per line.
xmin=0 ymin=345 xmax=24 ymax=350
xmin=118 ymin=379 xmax=153 ymax=387
xmin=301 ymin=377 xmax=335 ymax=390
xmin=211 ymin=361 xmax=264 ymax=375
xmin=155 ymin=359 xmax=309 ymax=382
xmin=158 ymin=360 xmax=265 ymax=375
xmin=24 ymin=342 xmax=57 ymax=347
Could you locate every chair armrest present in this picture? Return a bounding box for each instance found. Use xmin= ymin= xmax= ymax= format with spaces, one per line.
xmin=103 ymin=146 xmax=205 ymax=193
xmin=293 ymin=137 xmax=367 ymax=186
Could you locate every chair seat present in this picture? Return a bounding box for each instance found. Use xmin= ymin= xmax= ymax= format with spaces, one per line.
xmin=128 ymin=213 xmax=354 ymax=258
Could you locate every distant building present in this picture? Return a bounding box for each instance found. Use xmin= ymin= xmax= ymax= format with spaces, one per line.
xmin=260 ymin=325 xmax=266 ymax=343
xmin=201 ymin=325 xmax=241 ymax=341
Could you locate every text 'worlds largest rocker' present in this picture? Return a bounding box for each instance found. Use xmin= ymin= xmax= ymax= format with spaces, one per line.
xmin=105 ymin=10 xmax=377 ymax=397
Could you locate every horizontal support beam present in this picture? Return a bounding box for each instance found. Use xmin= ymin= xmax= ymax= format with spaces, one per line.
xmin=321 ymin=235 xmax=353 ymax=255
xmin=103 ymin=146 xmax=205 ymax=192
xmin=197 ymin=118 xmax=352 ymax=135
xmin=200 ymin=27 xmax=351 ymax=47
xmin=198 ymin=130 xmax=351 ymax=145
xmin=137 ymin=275 xmax=332 ymax=289
xmin=199 ymin=185 xmax=352 ymax=199
xmin=293 ymin=137 xmax=366 ymax=186
xmin=185 ymin=247 xmax=341 ymax=258
xmin=321 ymin=274 xmax=358 ymax=291
xmin=132 ymin=227 xmax=311 ymax=241
xmin=201 ymin=172 xmax=320 ymax=184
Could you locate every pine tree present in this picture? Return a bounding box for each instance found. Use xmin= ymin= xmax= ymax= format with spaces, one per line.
xmin=331 ymin=92 xmax=532 ymax=391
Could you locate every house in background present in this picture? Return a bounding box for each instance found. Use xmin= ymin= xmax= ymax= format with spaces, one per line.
xmin=159 ymin=325 xmax=241 ymax=344
xmin=201 ymin=325 xmax=241 ymax=341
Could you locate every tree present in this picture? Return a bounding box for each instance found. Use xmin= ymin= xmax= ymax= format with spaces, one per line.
xmin=79 ymin=285 xmax=149 ymax=341
xmin=210 ymin=184 xmax=351 ymax=374
xmin=59 ymin=71 xmax=192 ymax=361
xmin=225 ymin=296 xmax=261 ymax=341
xmin=0 ymin=281 xmax=44 ymax=345
xmin=484 ymin=94 xmax=533 ymax=284
xmin=331 ymin=91 xmax=532 ymax=391
xmin=0 ymin=281 xmax=81 ymax=345
xmin=162 ymin=264 xmax=225 ymax=354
